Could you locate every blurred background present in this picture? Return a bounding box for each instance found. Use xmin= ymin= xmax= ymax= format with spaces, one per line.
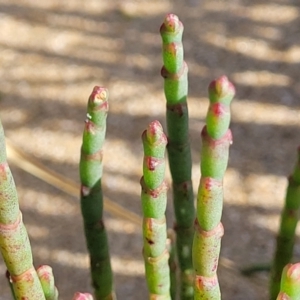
xmin=0 ymin=0 xmax=300 ymax=299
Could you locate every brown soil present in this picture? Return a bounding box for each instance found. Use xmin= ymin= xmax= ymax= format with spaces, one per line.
xmin=0 ymin=0 xmax=300 ymax=299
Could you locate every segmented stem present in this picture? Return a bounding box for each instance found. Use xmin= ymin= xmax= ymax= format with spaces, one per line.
xmin=0 ymin=121 xmax=45 ymax=300
xmin=270 ymin=147 xmax=300 ymax=300
xmin=79 ymin=87 xmax=115 ymax=300
xmin=141 ymin=121 xmax=171 ymax=299
xmin=193 ymin=76 xmax=234 ymax=299
xmin=160 ymin=14 xmax=195 ymax=299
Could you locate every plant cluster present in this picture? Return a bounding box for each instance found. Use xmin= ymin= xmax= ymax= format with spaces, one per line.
xmin=0 ymin=13 xmax=299 ymax=300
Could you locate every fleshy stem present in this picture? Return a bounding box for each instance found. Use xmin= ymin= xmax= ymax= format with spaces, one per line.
xmin=141 ymin=121 xmax=171 ymax=299
xmin=270 ymin=147 xmax=300 ymax=300
xmin=160 ymin=13 xmax=195 ymax=299
xmin=0 ymin=121 xmax=45 ymax=300
xmin=276 ymin=263 xmax=300 ymax=299
xmin=193 ymin=76 xmax=235 ymax=299
xmin=79 ymin=87 xmax=115 ymax=300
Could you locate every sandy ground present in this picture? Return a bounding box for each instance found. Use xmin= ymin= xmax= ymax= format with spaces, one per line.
xmin=0 ymin=0 xmax=300 ymax=299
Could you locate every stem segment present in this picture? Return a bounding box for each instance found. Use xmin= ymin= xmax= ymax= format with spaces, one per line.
xmin=193 ymin=76 xmax=235 ymax=299
xmin=160 ymin=14 xmax=195 ymax=299
xmin=270 ymin=147 xmax=300 ymax=300
xmin=141 ymin=121 xmax=171 ymax=299
xmin=79 ymin=87 xmax=115 ymax=300
xmin=0 ymin=121 xmax=45 ymax=300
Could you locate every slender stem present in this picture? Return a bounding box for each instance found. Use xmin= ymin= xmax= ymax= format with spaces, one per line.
xmin=0 ymin=120 xmax=45 ymax=300
xmin=193 ymin=76 xmax=235 ymax=299
xmin=160 ymin=14 xmax=195 ymax=299
xmin=270 ymin=147 xmax=300 ymax=300
xmin=141 ymin=121 xmax=171 ymax=299
xmin=79 ymin=87 xmax=115 ymax=300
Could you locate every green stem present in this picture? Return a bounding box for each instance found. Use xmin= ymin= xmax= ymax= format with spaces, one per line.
xmin=160 ymin=14 xmax=195 ymax=299
xmin=0 ymin=121 xmax=45 ymax=300
xmin=193 ymin=76 xmax=235 ymax=299
xmin=79 ymin=87 xmax=115 ymax=300
xmin=141 ymin=121 xmax=171 ymax=299
xmin=270 ymin=147 xmax=300 ymax=300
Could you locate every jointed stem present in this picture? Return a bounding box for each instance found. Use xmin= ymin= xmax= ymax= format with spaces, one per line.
xmin=193 ymin=76 xmax=234 ymax=299
xmin=79 ymin=87 xmax=115 ymax=300
xmin=270 ymin=147 xmax=300 ymax=300
xmin=0 ymin=121 xmax=45 ymax=300
xmin=160 ymin=14 xmax=195 ymax=299
xmin=141 ymin=121 xmax=171 ymax=299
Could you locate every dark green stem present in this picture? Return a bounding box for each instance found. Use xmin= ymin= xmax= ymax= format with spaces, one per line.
xmin=270 ymin=147 xmax=300 ymax=300
xmin=79 ymin=87 xmax=115 ymax=300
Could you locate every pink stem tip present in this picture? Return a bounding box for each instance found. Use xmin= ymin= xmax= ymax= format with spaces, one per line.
xmin=72 ymin=292 xmax=94 ymax=300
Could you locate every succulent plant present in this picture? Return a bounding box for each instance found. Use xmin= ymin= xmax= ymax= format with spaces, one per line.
xmin=0 ymin=12 xmax=299 ymax=300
